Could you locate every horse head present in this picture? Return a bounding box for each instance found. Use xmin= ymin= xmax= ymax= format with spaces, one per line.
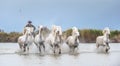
xmin=102 ymin=27 xmax=110 ymax=38
xmin=54 ymin=26 xmax=63 ymax=43
xmin=55 ymin=26 xmax=62 ymax=36
xmin=38 ymin=25 xmax=44 ymax=34
xmin=72 ymin=27 xmax=79 ymax=37
xmin=51 ymin=25 xmax=57 ymax=35
xmin=24 ymin=27 xmax=34 ymax=34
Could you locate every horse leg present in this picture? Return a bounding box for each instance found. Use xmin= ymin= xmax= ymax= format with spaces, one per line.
xmin=105 ymin=48 xmax=108 ymax=53
xmin=27 ymin=47 xmax=29 ymax=52
xmin=50 ymin=43 xmax=55 ymax=53
xmin=69 ymin=46 xmax=73 ymax=54
xmin=19 ymin=43 xmax=22 ymax=50
xmin=106 ymin=42 xmax=110 ymax=50
xmin=43 ymin=44 xmax=45 ymax=52
xmin=96 ymin=43 xmax=99 ymax=48
xmin=38 ymin=43 xmax=41 ymax=53
xmin=23 ymin=43 xmax=27 ymax=52
xmin=72 ymin=47 xmax=75 ymax=53
xmin=39 ymin=46 xmax=41 ymax=53
xmin=105 ymin=43 xmax=110 ymax=53
xmin=53 ymin=45 xmax=56 ymax=54
xmin=54 ymin=44 xmax=60 ymax=54
xmin=53 ymin=47 xmax=55 ymax=54
xmin=57 ymin=44 xmax=61 ymax=54
xmin=70 ymin=46 xmax=73 ymax=53
xmin=105 ymin=45 xmax=109 ymax=53
xmin=59 ymin=47 xmax=61 ymax=54
xmin=21 ymin=44 xmax=25 ymax=51
xmin=50 ymin=44 xmax=53 ymax=48
xmin=69 ymin=46 xmax=72 ymax=53
xmin=34 ymin=42 xmax=39 ymax=48
xmin=76 ymin=46 xmax=79 ymax=52
xmin=18 ymin=42 xmax=24 ymax=51
xmin=23 ymin=45 xmax=26 ymax=52
xmin=53 ymin=49 xmax=55 ymax=54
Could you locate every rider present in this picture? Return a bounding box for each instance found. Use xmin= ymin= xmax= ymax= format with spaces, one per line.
xmin=23 ymin=20 xmax=36 ymax=36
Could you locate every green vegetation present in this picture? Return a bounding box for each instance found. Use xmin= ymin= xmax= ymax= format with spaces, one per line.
xmin=63 ymin=29 xmax=120 ymax=43
xmin=110 ymin=30 xmax=120 ymax=43
xmin=0 ymin=32 xmax=22 ymax=42
xmin=0 ymin=29 xmax=120 ymax=43
xmin=79 ymin=29 xmax=102 ymax=43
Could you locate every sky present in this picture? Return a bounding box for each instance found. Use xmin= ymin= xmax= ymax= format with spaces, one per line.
xmin=0 ymin=0 xmax=120 ymax=32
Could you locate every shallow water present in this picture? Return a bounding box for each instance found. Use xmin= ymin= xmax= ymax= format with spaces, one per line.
xmin=0 ymin=43 xmax=120 ymax=66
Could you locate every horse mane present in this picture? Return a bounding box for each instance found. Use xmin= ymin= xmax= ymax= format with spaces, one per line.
xmin=38 ymin=26 xmax=51 ymax=39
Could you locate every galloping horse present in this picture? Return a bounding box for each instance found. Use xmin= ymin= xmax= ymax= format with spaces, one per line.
xmin=96 ymin=27 xmax=110 ymax=52
xmin=45 ymin=25 xmax=63 ymax=54
xmin=34 ymin=25 xmax=50 ymax=53
xmin=66 ymin=27 xmax=80 ymax=53
xmin=53 ymin=26 xmax=63 ymax=54
xmin=18 ymin=27 xmax=34 ymax=52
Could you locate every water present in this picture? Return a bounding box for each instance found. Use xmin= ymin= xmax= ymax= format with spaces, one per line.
xmin=0 ymin=43 xmax=120 ymax=66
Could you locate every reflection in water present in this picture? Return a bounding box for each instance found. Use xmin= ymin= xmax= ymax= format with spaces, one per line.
xmin=0 ymin=43 xmax=120 ymax=66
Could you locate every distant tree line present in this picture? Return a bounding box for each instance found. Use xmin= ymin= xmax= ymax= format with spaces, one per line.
xmin=0 ymin=32 xmax=22 ymax=42
xmin=0 ymin=29 xmax=120 ymax=43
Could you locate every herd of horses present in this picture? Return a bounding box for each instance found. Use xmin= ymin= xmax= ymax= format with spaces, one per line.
xmin=18 ymin=25 xmax=111 ymax=54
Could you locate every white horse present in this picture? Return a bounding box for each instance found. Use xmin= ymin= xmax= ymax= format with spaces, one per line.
xmin=18 ymin=27 xmax=34 ymax=52
xmin=34 ymin=25 xmax=49 ymax=53
xmin=45 ymin=25 xmax=63 ymax=54
xmin=53 ymin=26 xmax=63 ymax=54
xmin=66 ymin=27 xmax=80 ymax=53
xmin=96 ymin=27 xmax=110 ymax=52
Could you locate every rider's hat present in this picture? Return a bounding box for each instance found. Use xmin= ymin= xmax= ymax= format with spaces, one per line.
xmin=28 ymin=21 xmax=32 ymax=23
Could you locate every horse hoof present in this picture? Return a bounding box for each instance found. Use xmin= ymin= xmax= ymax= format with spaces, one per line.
xmin=105 ymin=49 xmax=108 ymax=53
xmin=59 ymin=51 xmax=61 ymax=54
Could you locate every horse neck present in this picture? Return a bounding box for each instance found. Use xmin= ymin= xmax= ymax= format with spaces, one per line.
xmin=55 ymin=34 xmax=60 ymax=39
xmin=38 ymin=31 xmax=42 ymax=39
xmin=51 ymin=31 xmax=56 ymax=37
xmin=24 ymin=34 xmax=28 ymax=41
xmin=72 ymin=34 xmax=78 ymax=41
xmin=38 ymin=30 xmax=41 ymax=36
xmin=103 ymin=33 xmax=109 ymax=39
